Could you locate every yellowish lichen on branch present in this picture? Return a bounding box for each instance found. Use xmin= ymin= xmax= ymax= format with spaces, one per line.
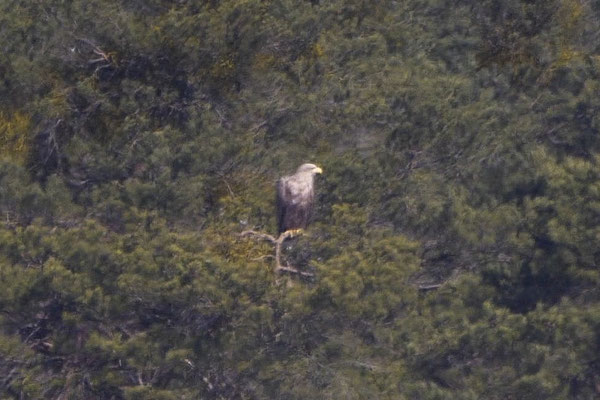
xmin=0 ymin=111 xmax=31 ymax=165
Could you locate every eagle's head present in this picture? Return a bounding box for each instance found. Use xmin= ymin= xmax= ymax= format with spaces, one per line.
xmin=296 ymin=163 xmax=323 ymax=175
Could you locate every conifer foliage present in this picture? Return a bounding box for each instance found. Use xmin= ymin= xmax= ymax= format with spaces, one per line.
xmin=1 ymin=0 xmax=600 ymax=398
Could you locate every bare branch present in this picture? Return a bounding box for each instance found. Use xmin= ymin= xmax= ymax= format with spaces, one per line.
xmin=217 ymin=174 xmax=236 ymax=199
xmin=240 ymin=230 xmax=314 ymax=276
xmin=251 ymin=255 xmax=275 ymax=261
xmin=275 ymin=265 xmax=314 ymax=277
xmin=240 ymin=230 xmax=277 ymax=243
xmin=418 ymin=283 xmax=443 ymax=291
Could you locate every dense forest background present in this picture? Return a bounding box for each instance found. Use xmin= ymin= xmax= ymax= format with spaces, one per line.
xmin=1 ymin=0 xmax=600 ymax=398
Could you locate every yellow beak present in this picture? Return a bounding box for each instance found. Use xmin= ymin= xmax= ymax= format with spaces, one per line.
xmin=315 ymin=167 xmax=323 ymax=174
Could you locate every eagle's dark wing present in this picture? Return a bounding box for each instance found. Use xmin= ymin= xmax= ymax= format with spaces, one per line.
xmin=276 ymin=178 xmax=288 ymax=234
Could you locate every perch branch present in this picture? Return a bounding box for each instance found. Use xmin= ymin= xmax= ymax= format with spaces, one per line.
xmin=240 ymin=230 xmax=277 ymax=243
xmin=240 ymin=230 xmax=314 ymax=276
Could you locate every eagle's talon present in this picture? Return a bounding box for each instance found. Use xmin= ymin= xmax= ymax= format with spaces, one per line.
xmin=282 ymin=228 xmax=303 ymax=238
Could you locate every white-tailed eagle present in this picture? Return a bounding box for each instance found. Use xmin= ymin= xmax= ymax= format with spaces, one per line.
xmin=276 ymin=163 xmax=323 ymax=235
